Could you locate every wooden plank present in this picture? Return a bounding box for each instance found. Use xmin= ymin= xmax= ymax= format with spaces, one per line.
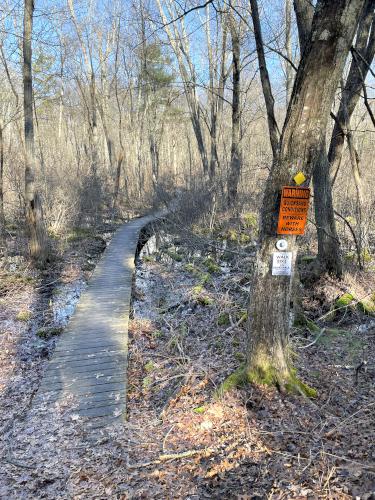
xmin=38 ymin=370 xmax=125 ymax=388
xmin=37 ymin=380 xmax=126 ymax=397
xmin=48 ymin=352 xmax=127 ymax=369
xmin=54 ymin=338 xmax=126 ymax=351
xmin=34 ymin=389 xmax=126 ymax=408
xmin=52 ymin=348 xmax=126 ymax=362
xmin=45 ymin=360 xmax=126 ymax=377
xmin=78 ymin=402 xmax=126 ymax=418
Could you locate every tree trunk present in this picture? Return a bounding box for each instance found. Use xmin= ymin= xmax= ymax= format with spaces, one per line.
xmin=245 ymin=0 xmax=365 ymax=391
xmin=227 ymin=14 xmax=242 ymax=206
xmin=0 ymin=124 xmax=5 ymax=241
xmin=23 ymin=0 xmax=48 ymax=264
xmin=250 ymin=0 xmax=280 ymax=159
xmin=113 ymin=152 xmax=124 ymax=212
xmin=285 ymin=0 xmax=293 ymax=105
xmin=313 ymin=141 xmax=342 ymax=276
xmin=313 ymin=0 xmax=374 ymax=275
xmin=293 ymin=0 xmax=314 ymax=53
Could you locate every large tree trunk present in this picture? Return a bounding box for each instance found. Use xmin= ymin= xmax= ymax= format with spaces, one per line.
xmin=23 ymin=0 xmax=48 ymax=264
xmin=227 ymin=13 xmax=242 ymax=206
xmin=245 ymin=0 xmax=365 ymax=390
xmin=314 ymin=0 xmax=374 ymax=275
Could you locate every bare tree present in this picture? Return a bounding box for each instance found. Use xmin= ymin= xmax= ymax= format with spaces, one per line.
xmin=295 ymin=0 xmax=375 ymax=275
xmin=23 ymin=0 xmax=48 ymax=263
xmin=249 ymin=0 xmax=280 ymax=159
xmin=227 ymin=8 xmax=242 ymax=206
xmin=240 ymin=0 xmax=365 ymax=391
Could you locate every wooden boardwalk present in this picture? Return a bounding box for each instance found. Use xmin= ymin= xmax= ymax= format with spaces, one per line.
xmin=33 ymin=214 xmax=158 ymax=428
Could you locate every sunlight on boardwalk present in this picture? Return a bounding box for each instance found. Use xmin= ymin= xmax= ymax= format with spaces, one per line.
xmin=32 ymin=214 xmax=158 ymax=428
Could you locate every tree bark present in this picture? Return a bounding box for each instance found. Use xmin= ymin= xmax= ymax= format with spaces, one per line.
xmin=250 ymin=0 xmax=280 ymax=159
xmin=23 ymin=0 xmax=48 ymax=264
xmin=227 ymin=12 xmax=242 ymax=206
xmin=328 ymin=0 xmax=375 ymax=175
xmin=293 ymin=0 xmax=314 ymax=53
xmin=0 ymin=124 xmax=5 ymax=241
xmin=313 ymin=0 xmax=374 ymax=275
xmin=285 ymin=0 xmax=293 ymax=105
xmin=246 ymin=0 xmax=365 ymax=389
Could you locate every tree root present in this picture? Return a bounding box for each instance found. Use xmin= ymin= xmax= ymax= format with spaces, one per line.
xmin=216 ymin=364 xmax=317 ymax=398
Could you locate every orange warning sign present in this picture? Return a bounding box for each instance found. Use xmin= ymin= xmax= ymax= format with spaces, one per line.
xmin=277 ymin=186 xmax=310 ymax=235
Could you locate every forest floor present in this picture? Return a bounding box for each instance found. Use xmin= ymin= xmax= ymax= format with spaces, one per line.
xmin=0 ymin=215 xmax=374 ymax=498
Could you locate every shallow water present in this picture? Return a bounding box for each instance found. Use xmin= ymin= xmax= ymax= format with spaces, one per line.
xmin=51 ymin=279 xmax=87 ymax=326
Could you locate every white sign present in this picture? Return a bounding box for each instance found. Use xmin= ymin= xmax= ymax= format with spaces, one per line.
xmin=272 ymin=252 xmax=292 ymax=276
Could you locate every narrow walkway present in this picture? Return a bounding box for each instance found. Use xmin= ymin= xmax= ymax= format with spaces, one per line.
xmin=33 ymin=213 xmax=160 ymax=428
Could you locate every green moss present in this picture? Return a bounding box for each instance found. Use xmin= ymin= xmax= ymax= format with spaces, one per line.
xmin=5 ymin=222 xmax=18 ymax=232
xmin=239 ymin=233 xmax=251 ymax=245
xmin=358 ymin=298 xmax=375 ymax=315
xmin=284 ymin=370 xmax=318 ymax=398
xmin=144 ymin=360 xmax=155 ymax=373
xmin=143 ymin=255 xmax=155 ymax=263
xmin=184 ymin=263 xmax=196 ymax=273
xmin=16 ymin=311 xmax=32 ymax=322
xmin=216 ymin=364 xmax=317 ymax=398
xmin=235 ymin=352 xmax=245 ymax=362
xmin=345 ymin=216 xmax=356 ymax=225
xmin=142 ymin=376 xmax=152 ymax=389
xmin=236 ymin=310 xmax=248 ymax=323
xmin=362 ymin=249 xmax=372 ymax=263
xmin=152 ymin=329 xmax=163 ymax=339
xmin=198 ymin=295 xmax=213 ymax=306
xmin=204 ymin=257 xmax=221 ymax=274
xmin=198 ymin=272 xmax=211 ymax=285
xmin=293 ymin=312 xmax=319 ymax=333
xmin=47 ymin=228 xmax=61 ymax=240
xmin=344 ymin=252 xmax=356 ymax=262
xmin=215 ymin=366 xmax=248 ymax=397
xmin=218 ymin=312 xmax=230 ymax=326
xmin=227 ymin=228 xmax=238 ymax=242
xmin=193 ymin=406 xmax=206 ymax=414
xmin=165 ymin=249 xmax=183 ymax=262
xmin=300 ymin=255 xmax=316 ymax=264
xmin=242 ymin=212 xmax=258 ymax=230
xmin=335 ymin=293 xmax=355 ymax=309
xmin=36 ymin=326 xmax=63 ymax=339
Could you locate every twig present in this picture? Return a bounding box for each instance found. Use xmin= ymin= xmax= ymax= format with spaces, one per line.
xmin=5 ymin=455 xmax=35 ymax=469
xmin=222 ymin=313 xmax=246 ymax=334
xmin=324 ymin=402 xmax=375 ymax=438
xmin=297 ymin=328 xmax=326 ymax=349
xmin=128 ymin=447 xmax=215 ymax=469
xmin=162 ymin=425 xmax=176 ymax=454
